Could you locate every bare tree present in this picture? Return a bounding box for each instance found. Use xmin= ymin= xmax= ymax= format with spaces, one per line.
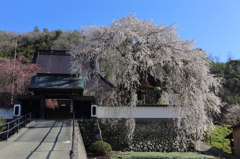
xmin=70 ymin=15 xmax=222 ymax=143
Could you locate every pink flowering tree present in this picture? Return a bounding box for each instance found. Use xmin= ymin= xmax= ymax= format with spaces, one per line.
xmin=223 ymin=104 xmax=240 ymax=125
xmin=45 ymin=99 xmax=59 ymax=110
xmin=0 ymin=56 xmax=41 ymax=108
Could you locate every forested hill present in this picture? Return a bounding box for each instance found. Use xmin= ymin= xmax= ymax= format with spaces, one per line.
xmin=211 ymin=60 xmax=240 ymax=106
xmin=0 ymin=26 xmax=81 ymax=59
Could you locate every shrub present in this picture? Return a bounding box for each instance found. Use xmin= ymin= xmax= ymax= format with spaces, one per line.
xmin=205 ymin=125 xmax=231 ymax=154
xmin=0 ymin=116 xmax=6 ymax=133
xmin=90 ymin=141 xmax=112 ymax=154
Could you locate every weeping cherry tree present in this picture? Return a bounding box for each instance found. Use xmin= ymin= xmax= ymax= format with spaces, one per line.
xmin=70 ymin=15 xmax=222 ymax=144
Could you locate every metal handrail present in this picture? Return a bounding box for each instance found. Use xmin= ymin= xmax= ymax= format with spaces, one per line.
xmin=70 ymin=111 xmax=75 ymax=159
xmin=0 ymin=111 xmax=35 ymax=141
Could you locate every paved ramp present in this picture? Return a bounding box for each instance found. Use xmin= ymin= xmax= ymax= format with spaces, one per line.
xmin=195 ymin=141 xmax=239 ymax=159
xmin=0 ymin=120 xmax=80 ymax=159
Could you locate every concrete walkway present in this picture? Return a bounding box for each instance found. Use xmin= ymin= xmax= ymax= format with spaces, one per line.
xmin=196 ymin=141 xmax=240 ymax=159
xmin=0 ymin=119 xmax=80 ymax=159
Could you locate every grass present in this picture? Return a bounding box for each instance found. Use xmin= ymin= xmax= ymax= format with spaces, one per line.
xmin=109 ymin=151 xmax=215 ymax=159
xmin=205 ymin=125 xmax=232 ymax=154
xmin=0 ymin=116 xmax=6 ymax=132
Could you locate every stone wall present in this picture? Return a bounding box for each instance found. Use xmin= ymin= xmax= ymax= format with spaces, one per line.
xmin=74 ymin=120 xmax=87 ymax=159
xmin=78 ymin=119 xmax=102 ymax=151
xmin=78 ymin=119 xmax=194 ymax=152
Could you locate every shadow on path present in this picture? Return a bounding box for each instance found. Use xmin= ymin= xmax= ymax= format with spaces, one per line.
xmin=26 ymin=121 xmax=58 ymax=159
xmin=196 ymin=141 xmax=239 ymax=159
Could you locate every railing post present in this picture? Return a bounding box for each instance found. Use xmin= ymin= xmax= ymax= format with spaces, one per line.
xmin=32 ymin=112 xmax=34 ymax=121
xmin=70 ymin=111 xmax=75 ymax=159
xmin=17 ymin=118 xmax=19 ymax=133
xmin=24 ymin=114 xmax=26 ymax=126
xmin=6 ymin=122 xmax=9 ymax=141
xmin=3 ymin=112 xmax=35 ymax=142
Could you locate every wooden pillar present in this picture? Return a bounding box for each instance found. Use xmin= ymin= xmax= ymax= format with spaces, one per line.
xmin=30 ymin=100 xmax=32 ymax=112
xmin=40 ymin=95 xmax=45 ymax=119
xmin=70 ymin=95 xmax=73 ymax=116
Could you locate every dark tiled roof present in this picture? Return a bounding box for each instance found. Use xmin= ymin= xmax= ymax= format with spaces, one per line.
xmin=98 ymin=74 xmax=115 ymax=88
xmin=73 ymin=96 xmax=96 ymax=101
xmin=148 ymin=72 xmax=166 ymax=83
xmin=29 ymin=74 xmax=84 ymax=90
xmin=33 ymin=50 xmax=72 ymax=74
xmin=148 ymin=73 xmax=167 ymax=87
xmin=231 ymin=122 xmax=240 ymax=128
xmin=17 ymin=95 xmax=41 ymax=100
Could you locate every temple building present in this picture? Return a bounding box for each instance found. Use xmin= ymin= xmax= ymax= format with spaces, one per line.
xmin=17 ymin=50 xmax=167 ymax=119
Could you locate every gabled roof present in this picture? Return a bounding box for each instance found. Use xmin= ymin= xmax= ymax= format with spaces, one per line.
xmin=33 ymin=50 xmax=72 ymax=74
xmin=31 ymin=50 xmax=115 ymax=91
xmin=84 ymin=74 xmax=115 ymax=89
xmin=73 ymin=96 xmax=96 ymax=101
xmin=28 ymin=73 xmax=84 ymax=90
xmin=32 ymin=50 xmax=167 ymax=91
xmin=230 ymin=122 xmax=240 ymax=128
xmin=140 ymin=72 xmax=167 ymax=88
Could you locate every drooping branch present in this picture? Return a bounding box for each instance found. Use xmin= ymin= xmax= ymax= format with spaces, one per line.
xmin=70 ymin=15 xmax=222 ymax=142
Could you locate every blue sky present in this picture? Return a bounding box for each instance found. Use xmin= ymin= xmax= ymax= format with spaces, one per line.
xmin=0 ymin=0 xmax=239 ymax=62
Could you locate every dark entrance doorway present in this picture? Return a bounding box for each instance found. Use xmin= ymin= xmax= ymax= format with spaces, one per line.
xmin=45 ymin=99 xmax=71 ymax=119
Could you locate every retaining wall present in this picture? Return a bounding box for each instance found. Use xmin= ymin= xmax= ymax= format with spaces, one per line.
xmin=78 ymin=119 xmax=194 ymax=152
xmin=74 ymin=120 xmax=88 ymax=159
xmin=78 ymin=119 xmax=102 ymax=151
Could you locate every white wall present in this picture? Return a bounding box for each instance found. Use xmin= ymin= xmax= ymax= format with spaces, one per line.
xmin=0 ymin=108 xmax=13 ymax=119
xmin=97 ymin=106 xmax=185 ymax=119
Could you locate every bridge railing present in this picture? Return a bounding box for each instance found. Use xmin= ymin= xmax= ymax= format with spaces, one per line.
xmin=0 ymin=111 xmax=35 ymax=141
xmin=70 ymin=111 xmax=75 ymax=159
